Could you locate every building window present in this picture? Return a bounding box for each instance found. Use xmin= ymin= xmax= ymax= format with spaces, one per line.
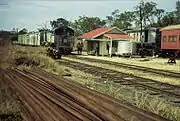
xmin=162 ymin=36 xmax=167 ymax=42
xmin=112 ymin=41 xmax=118 ymax=47
xmin=168 ymin=36 xmax=177 ymax=42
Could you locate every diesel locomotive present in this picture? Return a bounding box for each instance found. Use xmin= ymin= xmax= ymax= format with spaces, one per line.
xmin=47 ymin=26 xmax=74 ymax=59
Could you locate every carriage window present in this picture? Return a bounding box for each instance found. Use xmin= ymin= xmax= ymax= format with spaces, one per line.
xmin=163 ymin=36 xmax=167 ymax=42
xmin=174 ymin=36 xmax=177 ymax=42
xmin=168 ymin=36 xmax=177 ymax=42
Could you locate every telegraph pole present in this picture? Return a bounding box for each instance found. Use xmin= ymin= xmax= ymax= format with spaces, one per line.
xmin=140 ymin=0 xmax=144 ymax=58
xmin=16 ymin=28 xmax=19 ymax=41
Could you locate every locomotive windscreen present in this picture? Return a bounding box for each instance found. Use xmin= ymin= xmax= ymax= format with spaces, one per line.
xmin=54 ymin=26 xmax=74 ymax=36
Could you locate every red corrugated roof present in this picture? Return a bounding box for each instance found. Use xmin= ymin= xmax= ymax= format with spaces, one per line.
xmin=104 ymin=34 xmax=134 ymax=39
xmin=78 ymin=28 xmax=111 ymax=39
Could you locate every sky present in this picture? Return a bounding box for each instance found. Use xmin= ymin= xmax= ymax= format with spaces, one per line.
xmin=0 ymin=0 xmax=177 ymax=31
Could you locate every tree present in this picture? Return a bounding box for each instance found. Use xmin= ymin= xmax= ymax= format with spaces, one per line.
xmin=106 ymin=15 xmax=114 ymax=27
xmin=106 ymin=1 xmax=165 ymax=28
xmin=118 ymin=11 xmax=135 ymax=28
xmin=176 ymin=0 xmax=180 ymax=23
xmin=150 ymin=0 xmax=180 ymax=27
xmin=153 ymin=9 xmax=165 ymax=26
xmin=134 ymin=1 xmax=165 ymax=27
xmin=106 ymin=9 xmax=120 ymax=27
xmin=160 ymin=12 xmax=178 ymax=26
xmin=50 ymin=18 xmax=69 ymax=29
xmin=176 ymin=0 xmax=180 ymax=13
xmin=71 ymin=16 xmax=106 ymax=36
xmin=106 ymin=9 xmax=135 ymax=29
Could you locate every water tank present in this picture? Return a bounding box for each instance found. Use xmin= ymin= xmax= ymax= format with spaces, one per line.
xmin=117 ymin=41 xmax=137 ymax=55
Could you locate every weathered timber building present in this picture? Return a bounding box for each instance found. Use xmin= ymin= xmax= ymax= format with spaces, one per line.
xmin=78 ymin=27 xmax=136 ymax=56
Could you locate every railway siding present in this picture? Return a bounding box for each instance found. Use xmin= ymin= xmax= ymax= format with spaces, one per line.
xmin=67 ymin=56 xmax=180 ymax=79
xmin=58 ymin=59 xmax=180 ymax=104
xmin=2 ymin=68 xmax=171 ymax=121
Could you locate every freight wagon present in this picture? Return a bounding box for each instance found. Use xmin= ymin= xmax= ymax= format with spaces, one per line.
xmin=13 ymin=32 xmax=40 ymax=46
xmin=13 ymin=31 xmax=54 ymax=46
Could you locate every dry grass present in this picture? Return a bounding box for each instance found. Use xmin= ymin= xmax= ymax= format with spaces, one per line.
xmin=0 ymin=72 xmax=23 ymax=121
xmin=0 ymin=44 xmax=9 ymax=69
xmin=0 ymin=43 xmax=23 ymax=121
xmin=7 ymin=45 xmax=65 ymax=76
xmin=63 ymin=56 xmax=180 ymax=85
xmin=64 ymin=66 xmax=180 ymax=121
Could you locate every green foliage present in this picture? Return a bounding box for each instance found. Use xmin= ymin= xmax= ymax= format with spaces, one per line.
xmin=106 ymin=1 xmax=165 ymax=28
xmin=176 ymin=0 xmax=180 ymax=13
xmin=70 ymin=16 xmax=106 ymax=36
xmin=108 ymin=0 xmax=180 ymax=28
xmin=50 ymin=18 xmax=69 ymax=29
xmin=106 ymin=10 xmax=135 ymax=29
xmin=151 ymin=0 xmax=180 ymax=27
xmin=160 ymin=12 xmax=178 ymax=26
xmin=134 ymin=1 xmax=165 ymax=27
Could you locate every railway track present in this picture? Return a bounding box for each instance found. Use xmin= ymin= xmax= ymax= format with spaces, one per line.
xmin=66 ymin=55 xmax=180 ymax=79
xmin=58 ymin=59 xmax=180 ymax=104
xmin=1 ymin=68 xmax=172 ymax=121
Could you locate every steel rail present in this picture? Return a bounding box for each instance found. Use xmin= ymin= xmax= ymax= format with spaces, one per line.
xmin=25 ymin=69 xmax=171 ymax=121
xmin=59 ymin=59 xmax=180 ymax=101
xmin=2 ymin=68 xmax=172 ymax=121
xmin=67 ymin=56 xmax=180 ymax=78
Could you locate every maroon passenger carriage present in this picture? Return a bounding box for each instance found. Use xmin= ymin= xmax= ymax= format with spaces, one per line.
xmin=160 ymin=25 xmax=180 ymax=58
